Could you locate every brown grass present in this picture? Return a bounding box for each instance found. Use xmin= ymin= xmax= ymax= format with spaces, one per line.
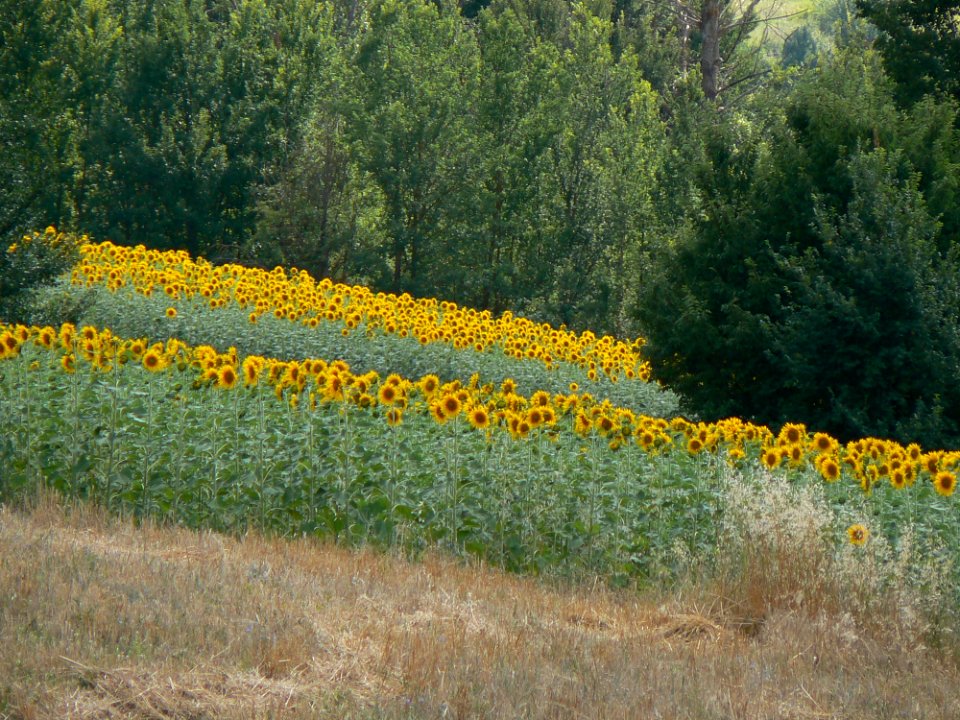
xmin=2 ymin=490 xmax=959 ymax=720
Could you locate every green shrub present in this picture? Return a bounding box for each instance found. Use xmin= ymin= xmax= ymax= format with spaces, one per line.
xmin=0 ymin=227 xmax=81 ymax=323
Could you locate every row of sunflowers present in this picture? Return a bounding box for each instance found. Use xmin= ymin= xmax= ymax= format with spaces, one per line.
xmin=2 ymin=319 xmax=957 ymax=500
xmin=71 ymin=240 xmax=651 ymax=383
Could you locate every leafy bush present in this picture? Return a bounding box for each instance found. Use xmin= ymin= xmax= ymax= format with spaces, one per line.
xmin=0 ymin=227 xmax=81 ymax=323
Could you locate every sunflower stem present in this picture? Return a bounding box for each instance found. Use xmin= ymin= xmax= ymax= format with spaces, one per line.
xmin=104 ymin=347 xmax=121 ymax=510
xmin=449 ymin=414 xmax=461 ymax=552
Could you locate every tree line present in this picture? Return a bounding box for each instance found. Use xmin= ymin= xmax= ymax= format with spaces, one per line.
xmin=4 ymin=0 xmax=960 ymax=447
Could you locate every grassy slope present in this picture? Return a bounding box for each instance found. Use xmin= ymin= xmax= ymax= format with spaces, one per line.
xmin=3 ymin=495 xmax=959 ymax=720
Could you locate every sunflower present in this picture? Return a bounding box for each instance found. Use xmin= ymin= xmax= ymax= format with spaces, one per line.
xmin=531 ymin=390 xmax=551 ymax=407
xmin=377 ymin=383 xmax=399 ymax=406
xmin=420 ymin=374 xmax=440 ymax=397
xmin=165 ymin=307 xmax=177 ymax=318
xmin=430 ymin=401 xmax=448 ymax=424
xmin=527 ymin=408 xmax=543 ymax=428
xmin=217 ymin=365 xmax=238 ymax=390
xmin=847 ymin=524 xmax=869 ymax=546
xmin=61 ymin=353 xmax=76 ymax=374
xmin=356 ymin=393 xmax=374 ymax=409
xmin=636 ymin=429 xmax=656 ymax=450
xmin=921 ymin=453 xmax=941 ymax=475
xmin=58 ymin=323 xmax=76 ymax=350
xmin=761 ymin=448 xmax=781 ymax=470
xmin=890 ymin=469 xmax=907 ymax=490
xmin=468 ymin=405 xmax=490 ymax=430
xmin=788 ymin=444 xmax=804 ymax=466
xmin=687 ymin=437 xmax=704 ymax=454
xmin=386 ymin=407 xmax=403 ymax=426
xmin=810 ymin=432 xmax=836 ymax=454
xmin=595 ymin=414 xmax=617 ymax=436
xmin=819 ymin=456 xmax=841 ymax=482
xmin=0 ymin=331 xmax=19 ymax=356
xmin=934 ymin=471 xmax=957 ymax=497
xmin=36 ymin=327 xmax=56 ymax=349
xmin=242 ymin=356 xmax=262 ymax=386
xmin=904 ymin=464 xmax=918 ymax=486
xmin=574 ymin=411 xmax=592 ymax=437
xmin=323 ymin=374 xmax=344 ymax=402
xmin=779 ymin=423 xmax=807 ymax=446
xmin=142 ymin=349 xmax=165 ymax=372
xmin=283 ymin=362 xmax=302 ymax=389
xmin=440 ymin=393 xmax=462 ymax=419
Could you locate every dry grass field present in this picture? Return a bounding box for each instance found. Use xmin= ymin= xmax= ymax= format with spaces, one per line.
xmin=2 ymin=491 xmax=959 ymax=720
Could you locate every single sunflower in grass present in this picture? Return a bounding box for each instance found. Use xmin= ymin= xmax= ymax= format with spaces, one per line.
xmin=847 ymin=524 xmax=869 ymax=546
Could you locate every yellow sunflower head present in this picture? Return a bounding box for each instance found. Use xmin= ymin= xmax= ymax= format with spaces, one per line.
xmin=217 ymin=365 xmax=238 ymax=390
xmin=847 ymin=524 xmax=869 ymax=546
xmin=934 ymin=471 xmax=957 ymax=497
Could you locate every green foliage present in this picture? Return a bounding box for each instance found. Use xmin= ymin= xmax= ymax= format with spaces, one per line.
xmin=0 ymin=337 xmax=708 ymax=583
xmin=520 ymin=5 xmax=665 ymax=332
xmin=0 ymin=0 xmax=80 ymax=238
xmin=0 ymin=229 xmax=81 ymax=323
xmin=781 ymin=26 xmax=818 ymax=69
xmin=3 ymin=0 xmax=680 ymax=336
xmin=636 ymin=49 xmax=960 ymax=447
xmin=856 ymin=0 xmax=960 ymax=105
xmin=1 ymin=0 xmax=339 ymax=256
xmin=347 ymin=0 xmax=483 ymax=298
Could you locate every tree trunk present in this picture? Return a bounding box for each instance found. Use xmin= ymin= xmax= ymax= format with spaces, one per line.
xmin=700 ymin=0 xmax=722 ymax=101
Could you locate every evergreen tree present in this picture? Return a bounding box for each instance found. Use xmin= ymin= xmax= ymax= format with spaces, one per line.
xmin=636 ymin=48 xmax=960 ymax=446
xmin=857 ymin=0 xmax=960 ymax=105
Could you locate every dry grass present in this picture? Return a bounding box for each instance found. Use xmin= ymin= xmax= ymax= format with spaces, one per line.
xmin=2 ymin=490 xmax=959 ymax=720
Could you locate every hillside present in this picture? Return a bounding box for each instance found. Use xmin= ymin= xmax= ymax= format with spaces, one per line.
xmin=3 ymin=233 xmax=960 ymax=717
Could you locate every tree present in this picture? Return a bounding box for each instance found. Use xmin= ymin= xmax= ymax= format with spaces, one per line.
xmin=635 ymin=49 xmax=960 ymax=446
xmin=531 ymin=5 xmax=665 ymax=331
xmin=347 ymin=0 xmax=482 ymax=298
xmin=0 ymin=0 xmax=80 ymax=237
xmin=471 ymin=3 xmax=557 ymax=313
xmin=252 ymin=106 xmax=390 ymax=285
xmin=781 ymin=26 xmax=817 ymax=69
xmin=856 ymin=0 xmax=960 ymax=105
xmin=671 ymin=0 xmax=781 ymax=102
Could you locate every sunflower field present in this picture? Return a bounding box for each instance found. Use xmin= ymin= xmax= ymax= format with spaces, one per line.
xmin=1 ymin=231 xmax=959 ymax=585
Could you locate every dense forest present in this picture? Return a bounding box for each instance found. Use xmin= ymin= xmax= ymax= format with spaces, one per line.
xmin=4 ymin=0 xmax=960 ymax=447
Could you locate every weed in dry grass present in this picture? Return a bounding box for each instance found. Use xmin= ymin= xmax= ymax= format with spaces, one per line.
xmin=2 ymin=489 xmax=960 ymax=719
xmin=707 ymin=470 xmax=957 ymax=651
